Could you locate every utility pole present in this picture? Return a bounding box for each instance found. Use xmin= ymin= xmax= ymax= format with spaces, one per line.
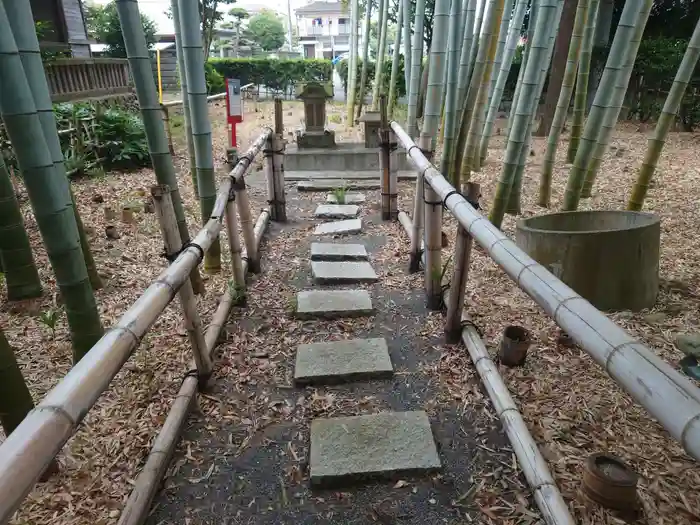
xmin=287 ymin=0 xmax=294 ymax=51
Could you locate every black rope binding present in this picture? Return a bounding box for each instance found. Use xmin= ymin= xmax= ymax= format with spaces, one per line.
xmin=423 ymin=178 xmax=442 ymax=208
xmin=460 ymin=318 xmax=484 ymax=337
xmin=442 ymin=189 xmax=481 ymax=211
xmin=162 ymin=241 xmax=205 ymax=264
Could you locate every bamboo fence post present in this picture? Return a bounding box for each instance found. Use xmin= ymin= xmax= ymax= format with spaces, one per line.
xmin=379 ymin=94 xmax=392 ymax=220
xmin=151 ymin=185 xmax=212 ymax=386
xmin=263 ymin=132 xmax=276 ymax=218
xmin=235 ymin=177 xmax=259 ymax=273
xmin=272 ymin=98 xmax=287 ymax=222
xmin=225 ymin=188 xmax=246 ymax=303
xmin=161 ymin=104 xmax=174 ymax=155
xmin=445 ymin=182 xmax=480 ymax=343
xmin=424 ymin=178 xmax=442 ymax=310
xmin=409 ymin=172 xmax=424 ymax=272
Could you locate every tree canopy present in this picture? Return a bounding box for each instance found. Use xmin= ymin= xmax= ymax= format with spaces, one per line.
xmin=84 ymin=1 xmax=156 ymax=58
xmin=245 ymin=10 xmax=286 ymax=51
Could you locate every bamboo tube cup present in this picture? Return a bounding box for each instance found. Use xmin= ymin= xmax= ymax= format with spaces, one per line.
xmin=391 ymin=120 xmax=700 ymax=460
xmin=151 ymin=185 xmax=212 ymax=385
xmin=445 ymin=182 xmax=480 ymax=342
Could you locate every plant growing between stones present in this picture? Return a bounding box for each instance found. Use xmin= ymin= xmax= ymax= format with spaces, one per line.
xmin=228 ymin=279 xmax=246 ymax=305
xmin=332 ymin=185 xmax=347 ymax=204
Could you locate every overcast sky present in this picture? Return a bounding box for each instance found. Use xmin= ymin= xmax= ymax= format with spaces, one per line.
xmin=92 ymin=0 xmax=303 ymax=34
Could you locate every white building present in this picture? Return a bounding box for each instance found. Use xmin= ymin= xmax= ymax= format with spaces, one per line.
xmin=295 ymin=1 xmax=354 ymax=59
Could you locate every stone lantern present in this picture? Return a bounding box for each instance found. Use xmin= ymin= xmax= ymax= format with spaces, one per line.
xmin=295 ymin=81 xmax=336 ymax=149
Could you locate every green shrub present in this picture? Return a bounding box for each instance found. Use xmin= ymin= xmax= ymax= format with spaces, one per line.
xmin=205 ymin=62 xmax=225 ymax=94
xmin=208 ymin=58 xmax=332 ymax=94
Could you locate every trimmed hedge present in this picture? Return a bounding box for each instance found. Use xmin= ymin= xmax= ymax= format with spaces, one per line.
xmin=208 ymin=58 xmax=332 ymax=93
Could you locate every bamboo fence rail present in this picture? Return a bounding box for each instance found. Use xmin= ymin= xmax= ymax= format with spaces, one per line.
xmin=391 ymin=120 xmax=700 ymax=463
xmin=0 ymin=128 xmax=275 ymax=522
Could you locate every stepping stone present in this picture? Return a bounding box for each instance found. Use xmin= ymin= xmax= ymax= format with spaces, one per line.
xmin=294 ymin=338 xmax=393 ymax=386
xmin=298 ymin=180 xmax=380 ymax=192
xmin=311 ymin=243 xmax=368 ymax=261
xmin=314 ymin=204 xmax=360 ymax=219
xmin=310 ymin=411 xmax=441 ymax=487
xmin=326 ymin=193 xmax=366 ymax=204
xmin=313 ymin=218 xmax=362 ymax=236
xmin=311 ymin=261 xmax=378 ymax=284
xmin=295 ymin=289 xmax=373 ymax=319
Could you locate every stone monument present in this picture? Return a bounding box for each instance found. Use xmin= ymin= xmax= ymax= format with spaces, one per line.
xmin=357 ymin=110 xmax=381 ymax=148
xmin=296 ymin=81 xmax=336 ymax=149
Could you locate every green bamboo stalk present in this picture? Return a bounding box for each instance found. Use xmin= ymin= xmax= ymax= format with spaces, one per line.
xmin=628 ymin=19 xmax=700 ymax=210
xmin=489 ymin=0 xmax=558 ymax=228
xmin=456 ymin=0 xmax=478 ymax=113
xmin=346 ymin=0 xmax=359 ymax=123
xmin=486 ymin=0 xmax=516 ymax=115
xmin=562 ymin=0 xmax=653 ymax=210
xmin=580 ymin=2 xmax=652 ymax=197
xmin=505 ymin=0 xmax=564 ymax=215
xmin=466 ymin=0 xmax=508 ymax=173
xmin=453 ymin=0 xmax=505 ymax=182
xmin=505 ymin=0 xmax=538 ymax=145
xmin=116 ymin=0 xmax=205 ymax=292
xmin=418 ymin=0 xmax=450 ymax=154
xmin=567 ymin=0 xmax=599 ymax=162
xmin=356 ymin=0 xmax=373 ymax=120
xmin=69 ymin=188 xmax=102 ymax=291
xmin=439 ymin=0 xmax=466 ymax=173
xmin=0 ymin=154 xmax=42 ymax=300
xmin=468 ymin=0 xmax=488 ymax=77
xmin=172 ymin=0 xmax=198 ymax=197
xmin=4 ymin=0 xmax=102 ymax=291
xmin=479 ymin=0 xmax=528 ymax=162
xmin=174 ymin=0 xmax=221 ymax=272
xmin=0 ymin=328 xmax=35 ymax=437
xmin=402 ymin=0 xmax=412 ymax=91
xmin=388 ymin=0 xmax=404 ymax=118
xmin=406 ymin=0 xmax=426 ymax=136
xmin=538 ymin=0 xmax=590 ymax=208
xmin=372 ymin=0 xmax=390 ymax=110
xmin=0 ymin=4 xmax=104 ymax=362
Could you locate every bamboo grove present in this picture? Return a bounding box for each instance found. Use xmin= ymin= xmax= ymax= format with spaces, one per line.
xmin=342 ymin=0 xmax=700 ymax=228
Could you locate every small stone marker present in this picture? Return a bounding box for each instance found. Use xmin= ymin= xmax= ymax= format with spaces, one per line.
xmin=326 ymin=193 xmax=366 ymax=204
xmin=310 ymin=243 xmax=368 ymax=261
xmin=298 ymin=180 xmax=380 ymax=191
xmin=295 ymin=289 xmax=373 ymax=318
xmin=311 ymin=261 xmax=378 ymax=284
xmin=314 ymin=204 xmax=360 ymax=219
xmin=313 ymin=218 xmax=362 ymax=236
xmin=309 ymin=411 xmax=441 ymax=487
xmin=294 ymin=337 xmax=393 ymax=385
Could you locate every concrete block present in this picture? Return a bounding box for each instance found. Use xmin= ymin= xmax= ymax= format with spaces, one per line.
xmin=295 ymin=289 xmax=374 ymax=319
xmin=294 ymin=338 xmax=392 ymax=385
xmin=313 ymin=219 xmax=362 ymax=236
xmin=314 ymin=204 xmax=360 ymax=219
xmin=299 ymin=180 xmax=380 ymax=191
xmin=326 ymin=193 xmax=366 ymax=204
xmin=310 ymin=243 xmax=368 ymax=261
xmin=310 ymin=411 xmax=441 ymax=487
xmin=311 ymin=261 xmax=378 ymax=284
xmin=285 ymin=143 xmax=411 ymax=172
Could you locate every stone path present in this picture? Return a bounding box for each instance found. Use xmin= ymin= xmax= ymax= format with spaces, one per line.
xmin=294 ymin=182 xmax=442 ymax=490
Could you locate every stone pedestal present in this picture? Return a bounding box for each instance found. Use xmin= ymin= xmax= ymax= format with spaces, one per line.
xmin=296 ymin=81 xmax=336 ymax=149
xmin=358 ymin=111 xmax=381 ymax=148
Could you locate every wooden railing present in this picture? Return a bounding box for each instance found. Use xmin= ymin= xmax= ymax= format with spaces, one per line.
xmin=44 ymin=58 xmax=132 ymax=102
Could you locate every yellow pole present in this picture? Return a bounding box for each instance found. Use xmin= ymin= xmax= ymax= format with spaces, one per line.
xmin=157 ymin=48 xmax=163 ymax=103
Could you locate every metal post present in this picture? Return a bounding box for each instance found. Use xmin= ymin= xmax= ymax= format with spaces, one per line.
xmin=150 ymin=185 xmax=212 ymax=387
xmin=445 ymin=182 xmax=480 ymax=342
